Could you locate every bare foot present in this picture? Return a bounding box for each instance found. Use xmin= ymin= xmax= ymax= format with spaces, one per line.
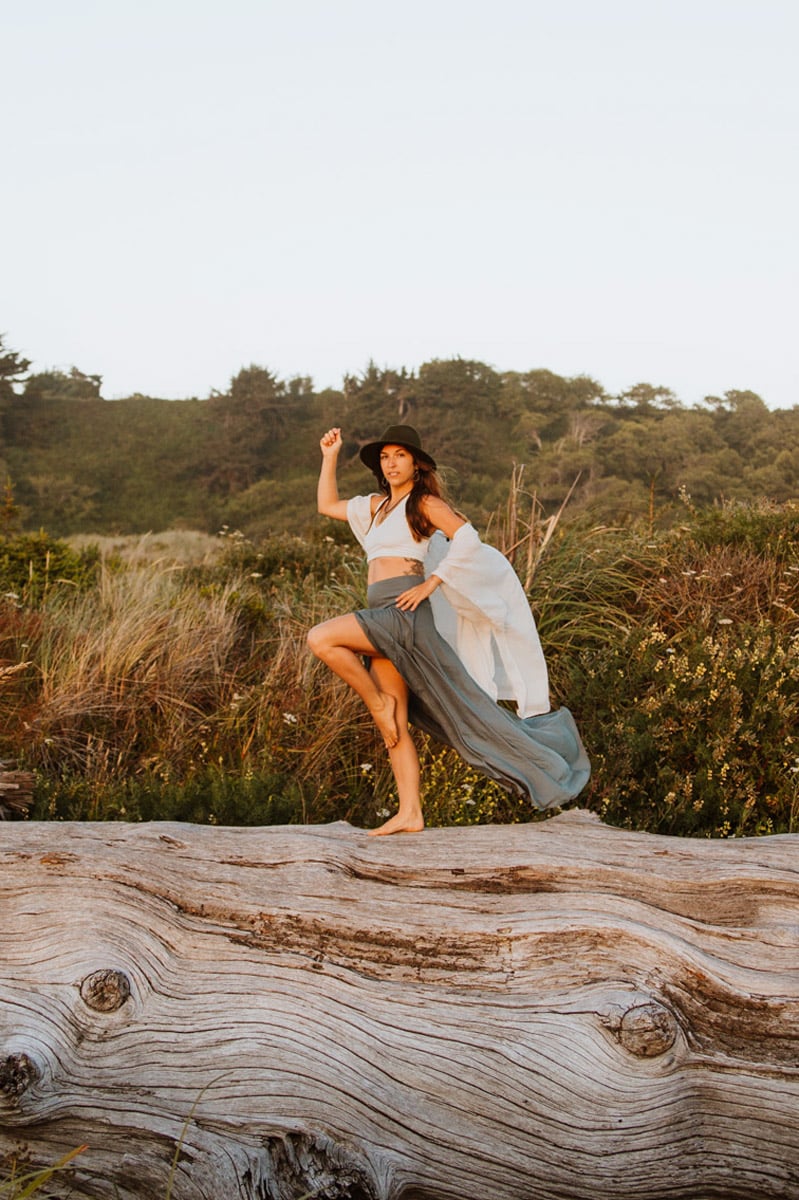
xmin=368 ymin=810 xmax=425 ymax=837
xmin=370 ymin=692 xmax=398 ymax=748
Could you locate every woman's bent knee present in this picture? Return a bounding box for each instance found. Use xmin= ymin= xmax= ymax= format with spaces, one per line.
xmin=307 ymin=624 xmax=326 ymax=657
xmin=307 ymin=614 xmax=373 ymax=660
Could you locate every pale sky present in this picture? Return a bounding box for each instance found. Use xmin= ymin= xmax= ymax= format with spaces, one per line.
xmin=3 ymin=0 xmax=798 ymax=408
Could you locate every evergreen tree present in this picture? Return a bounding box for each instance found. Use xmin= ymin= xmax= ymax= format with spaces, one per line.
xmin=23 ymin=367 xmax=102 ymax=402
xmin=0 ymin=334 xmax=31 ymax=400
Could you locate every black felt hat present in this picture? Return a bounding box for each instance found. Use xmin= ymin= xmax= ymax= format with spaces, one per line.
xmin=359 ymin=425 xmax=437 ymax=475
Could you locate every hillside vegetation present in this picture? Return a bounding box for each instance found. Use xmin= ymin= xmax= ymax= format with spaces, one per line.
xmin=1 ymin=335 xmax=798 ymax=537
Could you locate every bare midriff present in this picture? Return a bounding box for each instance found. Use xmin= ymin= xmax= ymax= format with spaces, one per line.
xmin=367 ymin=556 xmax=425 ymax=585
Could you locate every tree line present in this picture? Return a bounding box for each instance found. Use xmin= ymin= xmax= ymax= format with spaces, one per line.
xmin=1 ymin=334 xmax=797 ymax=538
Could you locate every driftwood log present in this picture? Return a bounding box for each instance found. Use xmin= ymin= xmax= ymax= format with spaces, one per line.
xmin=1 ymin=811 xmax=798 ymax=1200
xmin=0 ymin=765 xmax=34 ymax=819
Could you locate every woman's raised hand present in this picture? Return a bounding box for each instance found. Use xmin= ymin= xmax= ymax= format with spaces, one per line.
xmin=320 ymin=428 xmax=343 ymax=457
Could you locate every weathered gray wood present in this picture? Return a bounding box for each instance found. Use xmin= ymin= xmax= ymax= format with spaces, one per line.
xmin=1 ymin=811 xmax=798 ymax=1199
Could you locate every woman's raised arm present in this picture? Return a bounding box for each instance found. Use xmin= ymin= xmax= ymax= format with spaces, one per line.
xmin=317 ymin=428 xmax=351 ymax=521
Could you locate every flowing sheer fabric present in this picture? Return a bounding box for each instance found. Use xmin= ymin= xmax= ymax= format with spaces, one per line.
xmin=356 ymin=577 xmax=590 ymax=811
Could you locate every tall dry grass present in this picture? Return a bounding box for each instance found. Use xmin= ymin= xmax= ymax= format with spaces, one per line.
xmin=27 ymin=565 xmax=246 ymax=774
xmin=2 ymin=497 xmax=798 ymax=835
xmin=0 ymin=540 xmax=405 ymax=825
xmin=67 ymin=529 xmax=223 ymax=567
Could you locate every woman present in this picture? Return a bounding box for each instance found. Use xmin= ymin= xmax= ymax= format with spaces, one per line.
xmin=307 ymin=424 xmax=590 ymax=836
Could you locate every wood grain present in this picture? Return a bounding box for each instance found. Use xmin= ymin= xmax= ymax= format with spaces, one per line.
xmin=1 ymin=811 xmax=798 ymax=1199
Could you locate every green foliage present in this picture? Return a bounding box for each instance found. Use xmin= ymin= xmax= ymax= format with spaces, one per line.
xmin=0 ymin=530 xmax=100 ymax=603
xmin=0 ymin=479 xmax=21 ymax=534
xmin=4 ymin=392 xmax=222 ymax=535
xmin=23 ymin=367 xmax=102 ymax=402
xmin=576 ymin=625 xmax=798 ymax=836
xmin=0 ymin=334 xmax=31 ymax=401
xmin=210 ymin=526 xmax=359 ymax=583
xmin=530 ymin=523 xmax=662 ymax=671
xmin=31 ymin=766 xmax=303 ymax=825
xmin=684 ymin=498 xmax=799 ymax=561
xmin=2 ymin=338 xmax=798 ymax=538
xmin=204 ymin=365 xmax=300 ymax=495
xmin=564 ymin=501 xmax=799 ymax=836
xmin=418 ymin=752 xmax=526 ymax=828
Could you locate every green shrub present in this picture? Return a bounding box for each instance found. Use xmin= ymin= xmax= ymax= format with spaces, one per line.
xmin=573 ymin=623 xmax=799 ymax=835
xmin=31 ymin=765 xmax=303 ymax=825
xmin=0 ymin=531 xmax=99 ymax=604
xmin=686 ymin=498 xmax=799 ymax=561
xmin=204 ymin=526 xmax=359 ymax=585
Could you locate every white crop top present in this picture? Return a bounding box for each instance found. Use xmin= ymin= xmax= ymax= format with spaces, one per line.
xmin=347 ymin=494 xmax=430 ymax=563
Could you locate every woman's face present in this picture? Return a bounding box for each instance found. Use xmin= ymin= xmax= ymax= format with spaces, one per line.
xmin=380 ymin=444 xmax=416 ymax=488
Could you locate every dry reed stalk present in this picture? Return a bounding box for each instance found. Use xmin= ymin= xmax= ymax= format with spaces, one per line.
xmin=488 ymin=464 xmax=580 ymax=589
xmin=0 ymin=662 xmax=31 ymax=681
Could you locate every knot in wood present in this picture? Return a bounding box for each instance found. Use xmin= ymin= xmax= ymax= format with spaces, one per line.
xmin=619 ymin=1001 xmax=678 ymax=1057
xmin=0 ymin=1052 xmax=39 ymax=1098
xmin=80 ymin=968 xmax=131 ymax=1013
xmin=269 ymin=1132 xmax=378 ymax=1200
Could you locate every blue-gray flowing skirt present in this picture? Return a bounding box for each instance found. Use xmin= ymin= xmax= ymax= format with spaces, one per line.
xmin=355 ymin=577 xmax=590 ymax=812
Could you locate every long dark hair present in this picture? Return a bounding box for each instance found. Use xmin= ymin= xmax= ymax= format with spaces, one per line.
xmin=375 ymin=456 xmax=446 ymax=542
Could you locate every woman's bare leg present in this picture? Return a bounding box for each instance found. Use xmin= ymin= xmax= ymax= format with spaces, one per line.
xmin=307 ymin=614 xmax=399 ymax=747
xmin=367 ymin=656 xmax=424 ymax=836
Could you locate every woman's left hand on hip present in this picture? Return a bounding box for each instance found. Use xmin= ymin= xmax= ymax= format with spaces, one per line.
xmin=394 ymin=578 xmax=439 ymax=612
